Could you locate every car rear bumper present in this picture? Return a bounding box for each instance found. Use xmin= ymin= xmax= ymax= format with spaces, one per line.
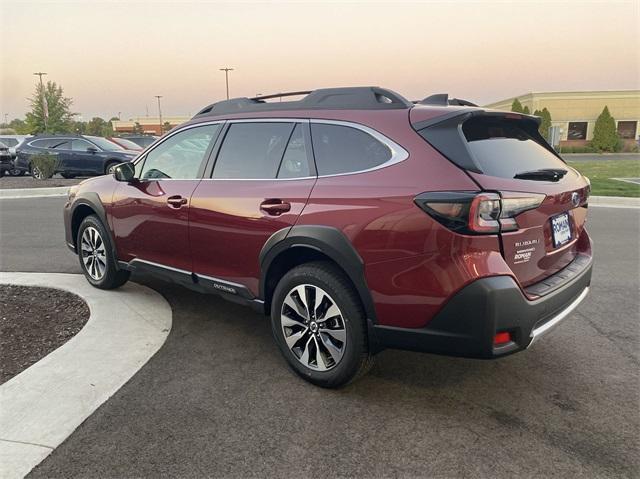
xmin=371 ymin=252 xmax=592 ymax=358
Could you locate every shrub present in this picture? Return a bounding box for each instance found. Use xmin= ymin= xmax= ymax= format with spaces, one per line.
xmin=30 ymin=153 xmax=59 ymax=179
xmin=511 ymin=98 xmax=524 ymax=113
xmin=591 ymin=106 xmax=619 ymax=152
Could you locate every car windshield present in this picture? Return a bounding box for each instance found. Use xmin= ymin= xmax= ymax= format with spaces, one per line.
xmin=113 ymin=138 xmax=143 ymax=150
xmin=86 ymin=136 xmax=126 ymax=151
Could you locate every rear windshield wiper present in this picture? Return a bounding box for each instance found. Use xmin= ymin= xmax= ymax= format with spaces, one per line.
xmin=514 ymin=168 xmax=568 ymax=182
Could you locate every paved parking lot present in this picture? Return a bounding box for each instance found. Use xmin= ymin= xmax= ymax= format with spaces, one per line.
xmin=1 ymin=197 xmax=638 ymax=477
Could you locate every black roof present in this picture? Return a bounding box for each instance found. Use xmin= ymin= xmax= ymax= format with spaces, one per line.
xmin=193 ymin=87 xmax=414 ymax=118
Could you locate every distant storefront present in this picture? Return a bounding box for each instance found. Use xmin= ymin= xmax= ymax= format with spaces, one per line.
xmin=111 ymin=116 xmax=190 ymax=136
xmin=485 ymin=90 xmax=640 ymax=148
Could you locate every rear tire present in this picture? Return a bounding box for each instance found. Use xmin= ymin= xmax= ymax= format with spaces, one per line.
xmin=9 ymin=168 xmax=24 ymax=176
xmin=77 ymin=215 xmax=130 ymax=289
xmin=270 ymin=261 xmax=374 ymax=388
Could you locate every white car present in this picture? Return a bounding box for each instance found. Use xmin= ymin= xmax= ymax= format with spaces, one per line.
xmin=0 ymin=135 xmax=31 ymax=176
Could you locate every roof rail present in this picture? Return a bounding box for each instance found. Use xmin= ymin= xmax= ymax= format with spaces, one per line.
xmin=193 ymin=87 xmax=413 ymax=118
xmin=419 ymin=93 xmax=478 ymax=107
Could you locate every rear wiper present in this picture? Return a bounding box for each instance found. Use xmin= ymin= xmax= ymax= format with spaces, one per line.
xmin=514 ymin=168 xmax=568 ymax=182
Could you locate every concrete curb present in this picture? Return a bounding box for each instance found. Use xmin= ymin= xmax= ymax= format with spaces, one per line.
xmin=0 ymin=273 xmax=172 ymax=479
xmin=589 ymin=196 xmax=640 ymax=209
xmin=0 ymin=187 xmax=69 ymax=199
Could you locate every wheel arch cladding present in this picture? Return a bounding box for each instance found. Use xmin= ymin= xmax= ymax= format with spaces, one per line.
xmin=259 ymin=225 xmax=377 ymax=323
xmin=71 ymin=193 xmax=118 ymax=260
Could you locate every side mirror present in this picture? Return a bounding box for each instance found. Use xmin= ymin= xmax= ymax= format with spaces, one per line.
xmin=86 ymin=146 xmax=98 ymax=153
xmin=113 ymin=162 xmax=136 ymax=182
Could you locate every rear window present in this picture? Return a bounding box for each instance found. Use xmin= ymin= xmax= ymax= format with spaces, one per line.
xmin=0 ymin=138 xmax=18 ymax=147
xmin=462 ymin=118 xmax=566 ymax=179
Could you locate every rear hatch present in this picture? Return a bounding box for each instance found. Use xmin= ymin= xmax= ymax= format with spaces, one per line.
xmin=413 ymin=109 xmax=590 ymax=288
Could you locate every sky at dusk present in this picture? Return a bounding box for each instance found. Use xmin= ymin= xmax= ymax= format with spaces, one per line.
xmin=1 ymin=0 xmax=638 ymax=121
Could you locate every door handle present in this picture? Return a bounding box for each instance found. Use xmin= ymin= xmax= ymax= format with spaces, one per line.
xmin=260 ymin=199 xmax=291 ymax=216
xmin=167 ymin=195 xmax=188 ymax=208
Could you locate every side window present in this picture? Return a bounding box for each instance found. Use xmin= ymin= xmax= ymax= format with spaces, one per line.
xmin=213 ymin=122 xmax=294 ymax=179
xmin=140 ymin=124 xmax=220 ymax=180
xmin=51 ymin=140 xmax=71 ymax=150
xmin=31 ymin=139 xmax=55 ymax=148
xmin=277 ymin=124 xmax=311 ymax=179
xmin=310 ymin=123 xmax=392 ymax=176
xmin=72 ymin=139 xmax=94 ymax=151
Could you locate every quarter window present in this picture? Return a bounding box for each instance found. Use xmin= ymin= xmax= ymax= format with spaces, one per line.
xmin=278 ymin=124 xmax=311 ymax=179
xmin=213 ymin=122 xmax=295 ymax=179
xmin=139 ymin=124 xmax=220 ymax=180
xmin=310 ymin=123 xmax=392 ymax=176
xmin=567 ymin=122 xmax=588 ymax=140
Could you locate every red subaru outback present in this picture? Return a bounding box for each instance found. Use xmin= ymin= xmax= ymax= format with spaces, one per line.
xmin=64 ymin=87 xmax=592 ymax=387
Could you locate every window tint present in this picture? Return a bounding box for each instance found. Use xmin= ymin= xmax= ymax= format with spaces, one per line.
xmin=213 ymin=122 xmax=294 ymax=179
xmin=51 ymin=140 xmax=71 ymax=150
xmin=72 ymin=139 xmax=94 ymax=151
xmin=0 ymin=138 xmax=18 ymax=147
xmin=462 ymin=117 xmax=566 ymax=179
xmin=31 ymin=139 xmax=68 ymax=149
xmin=278 ymin=124 xmax=311 ymax=179
xmin=140 ymin=124 xmax=220 ymax=180
xmin=310 ymin=123 xmax=391 ymax=176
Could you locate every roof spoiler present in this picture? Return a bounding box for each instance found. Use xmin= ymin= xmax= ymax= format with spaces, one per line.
xmin=418 ymin=93 xmax=478 ymax=107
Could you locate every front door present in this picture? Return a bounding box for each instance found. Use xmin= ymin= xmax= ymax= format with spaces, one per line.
xmin=189 ymin=120 xmax=316 ymax=297
xmin=110 ymin=123 xmax=222 ymax=272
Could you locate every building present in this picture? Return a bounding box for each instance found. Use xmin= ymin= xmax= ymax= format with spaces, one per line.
xmin=485 ymin=90 xmax=640 ymax=148
xmin=111 ymin=116 xmax=190 ymax=136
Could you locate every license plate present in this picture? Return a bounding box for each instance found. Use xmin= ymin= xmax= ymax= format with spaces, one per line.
xmin=551 ymin=213 xmax=572 ymax=247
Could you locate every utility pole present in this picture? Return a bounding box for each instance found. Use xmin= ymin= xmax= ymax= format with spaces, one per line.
xmin=219 ymin=67 xmax=234 ymax=99
xmin=154 ymin=95 xmax=163 ymax=134
xmin=33 ymin=72 xmax=48 ymax=132
xmin=3 ymin=113 xmax=7 ymax=126
xmin=118 ymin=111 xmax=122 ymax=120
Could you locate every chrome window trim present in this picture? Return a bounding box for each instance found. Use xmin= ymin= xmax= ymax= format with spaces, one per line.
xmin=198 ymin=117 xmax=408 ymax=181
xmin=310 ymin=119 xmax=409 ymax=178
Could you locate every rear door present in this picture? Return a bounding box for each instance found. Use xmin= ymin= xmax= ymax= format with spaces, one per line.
xmin=416 ymin=112 xmax=590 ymax=287
xmin=189 ymin=120 xmax=316 ymax=296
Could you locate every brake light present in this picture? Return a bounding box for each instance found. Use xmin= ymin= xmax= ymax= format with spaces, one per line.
xmin=414 ymin=191 xmax=545 ymax=234
xmin=493 ymin=332 xmax=512 ymax=345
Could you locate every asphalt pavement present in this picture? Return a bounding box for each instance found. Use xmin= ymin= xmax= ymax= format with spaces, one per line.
xmin=1 ymin=197 xmax=638 ymax=478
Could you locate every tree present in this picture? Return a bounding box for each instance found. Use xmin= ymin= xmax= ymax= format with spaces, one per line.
xmin=25 ymin=81 xmax=75 ymax=133
xmin=511 ymin=98 xmax=524 ymax=113
xmin=163 ymin=121 xmax=172 ymax=133
xmin=591 ymin=106 xmax=618 ymax=152
xmin=533 ymin=107 xmax=552 ymax=141
xmin=8 ymin=119 xmax=31 ymax=134
xmin=522 ymin=105 xmax=530 ymax=115
xmin=132 ymin=122 xmax=143 ymax=135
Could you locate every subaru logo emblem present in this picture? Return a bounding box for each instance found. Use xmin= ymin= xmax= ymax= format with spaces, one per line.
xmin=571 ymin=192 xmax=580 ymax=207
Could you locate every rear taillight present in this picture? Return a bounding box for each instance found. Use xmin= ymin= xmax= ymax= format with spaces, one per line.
xmin=414 ymin=191 xmax=545 ymax=234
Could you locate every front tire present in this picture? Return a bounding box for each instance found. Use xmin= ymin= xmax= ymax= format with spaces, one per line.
xmin=104 ymin=161 xmax=119 ymax=175
xmin=9 ymin=168 xmax=25 ymax=176
xmin=77 ymin=215 xmax=130 ymax=289
xmin=271 ymin=261 xmax=373 ymax=388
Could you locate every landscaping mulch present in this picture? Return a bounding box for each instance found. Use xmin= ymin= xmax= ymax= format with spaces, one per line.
xmin=0 ymin=175 xmax=84 ymax=189
xmin=0 ymin=285 xmax=90 ymax=384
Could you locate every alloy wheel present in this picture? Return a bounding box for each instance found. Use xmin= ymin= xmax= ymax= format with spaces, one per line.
xmin=32 ymin=167 xmax=44 ymax=180
xmin=280 ymin=284 xmax=347 ymax=371
xmin=80 ymin=226 xmax=107 ymax=280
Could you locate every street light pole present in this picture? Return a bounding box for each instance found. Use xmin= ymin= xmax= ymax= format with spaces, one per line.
xmin=219 ymin=67 xmax=234 ymax=99
xmin=33 ymin=72 xmax=48 ymax=132
xmin=154 ymin=95 xmax=163 ymax=134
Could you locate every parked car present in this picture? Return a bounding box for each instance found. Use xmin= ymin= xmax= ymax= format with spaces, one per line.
xmin=120 ymin=135 xmax=158 ymax=148
xmin=16 ymin=134 xmax=138 ymax=179
xmin=106 ymin=137 xmax=144 ymax=152
xmin=0 ymin=135 xmax=32 ymax=176
xmin=64 ymin=87 xmax=593 ymax=387
xmin=0 ymin=141 xmax=13 ymax=177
